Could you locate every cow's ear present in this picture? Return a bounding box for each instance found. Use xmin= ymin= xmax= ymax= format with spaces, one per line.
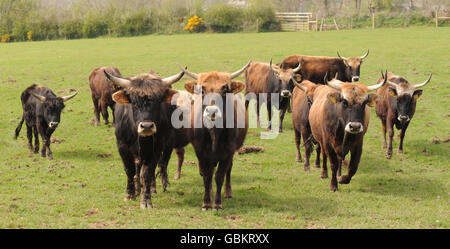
xmin=164 ymin=89 xmax=179 ymax=103
xmin=327 ymin=92 xmax=341 ymax=104
xmin=230 ymin=81 xmax=245 ymax=94
xmin=413 ymin=89 xmax=423 ymax=100
xmin=184 ymin=81 xmax=197 ymax=94
xmin=388 ymin=87 xmax=398 ymax=98
xmin=342 ymin=59 xmax=349 ymax=67
xmin=367 ymin=93 xmax=378 ymax=107
xmin=112 ymin=90 xmax=130 ymax=104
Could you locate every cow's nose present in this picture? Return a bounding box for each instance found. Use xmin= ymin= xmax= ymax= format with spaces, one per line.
xmin=281 ymin=90 xmax=291 ymax=98
xmin=352 ymin=76 xmax=360 ymax=82
xmin=345 ymin=122 xmax=363 ymax=134
xmin=138 ymin=121 xmax=157 ymax=136
xmin=49 ymin=122 xmax=59 ymax=128
xmin=398 ymin=115 xmax=409 ymax=122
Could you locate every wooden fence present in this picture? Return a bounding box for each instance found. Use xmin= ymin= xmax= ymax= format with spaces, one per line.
xmin=276 ymin=12 xmax=318 ymax=32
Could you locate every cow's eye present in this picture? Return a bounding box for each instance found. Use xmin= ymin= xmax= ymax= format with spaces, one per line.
xmin=342 ymin=99 xmax=348 ymax=107
xmin=222 ymin=85 xmax=229 ymax=93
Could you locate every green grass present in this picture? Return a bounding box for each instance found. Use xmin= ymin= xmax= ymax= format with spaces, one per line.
xmin=0 ymin=27 xmax=449 ymax=228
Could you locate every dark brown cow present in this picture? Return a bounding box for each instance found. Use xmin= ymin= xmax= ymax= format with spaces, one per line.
xmin=89 ymin=66 xmax=123 ymax=125
xmin=309 ymin=72 xmax=386 ymax=191
xmin=14 ymin=85 xmax=77 ymax=159
xmin=292 ymin=80 xmax=325 ymax=171
xmin=280 ymin=50 xmax=369 ymax=83
xmin=375 ymin=72 xmax=432 ymax=159
xmin=245 ymin=60 xmax=301 ymax=132
xmin=105 ymin=70 xmax=185 ymax=209
xmin=178 ymin=62 xmax=249 ymax=210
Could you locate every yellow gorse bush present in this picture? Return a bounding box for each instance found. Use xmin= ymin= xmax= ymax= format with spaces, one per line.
xmin=184 ymin=15 xmax=205 ymax=32
xmin=27 ymin=31 xmax=32 ymax=41
xmin=1 ymin=34 xmax=11 ymax=43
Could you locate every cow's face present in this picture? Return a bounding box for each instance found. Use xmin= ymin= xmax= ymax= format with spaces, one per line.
xmin=325 ymin=73 xmax=386 ymax=134
xmin=270 ymin=60 xmax=301 ymax=98
xmin=180 ymin=62 xmax=250 ymax=128
xmin=386 ymin=74 xmax=432 ymax=124
xmin=31 ymin=92 xmax=77 ymax=129
xmin=337 ymin=50 xmax=369 ymax=82
xmin=106 ymin=71 xmax=184 ymax=137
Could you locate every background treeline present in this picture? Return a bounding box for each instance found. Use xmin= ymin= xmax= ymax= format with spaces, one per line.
xmin=0 ymin=0 xmax=448 ymax=42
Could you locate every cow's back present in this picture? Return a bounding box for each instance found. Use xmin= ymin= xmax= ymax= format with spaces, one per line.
xmin=245 ymin=62 xmax=271 ymax=94
xmin=308 ymin=85 xmax=336 ymax=144
xmin=89 ymin=66 xmax=122 ymax=98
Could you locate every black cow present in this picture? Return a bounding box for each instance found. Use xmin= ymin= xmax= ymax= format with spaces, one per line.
xmin=105 ymin=70 xmax=184 ymax=209
xmin=14 ymin=84 xmax=77 ymax=159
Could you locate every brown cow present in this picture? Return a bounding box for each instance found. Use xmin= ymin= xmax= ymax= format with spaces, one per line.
xmin=309 ymin=72 xmax=387 ymax=191
xmin=375 ymin=72 xmax=432 ymax=159
xmin=89 ymin=66 xmax=123 ymax=125
xmin=280 ymin=50 xmax=369 ymax=83
xmin=178 ymin=62 xmax=249 ymax=210
xmin=244 ymin=60 xmax=301 ymax=132
xmin=292 ymin=80 xmax=325 ymax=171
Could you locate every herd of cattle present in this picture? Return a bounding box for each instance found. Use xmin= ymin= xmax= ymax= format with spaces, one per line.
xmin=13 ymin=51 xmax=432 ymax=210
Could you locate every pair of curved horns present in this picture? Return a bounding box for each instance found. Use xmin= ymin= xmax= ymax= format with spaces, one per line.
xmin=337 ymin=50 xmax=369 ymax=60
xmin=325 ymin=70 xmax=387 ymax=91
xmin=104 ymin=69 xmax=184 ymax=88
xmin=178 ymin=61 xmax=252 ymax=80
xmin=31 ymin=91 xmax=78 ymax=102
xmin=387 ymin=73 xmax=432 ymax=89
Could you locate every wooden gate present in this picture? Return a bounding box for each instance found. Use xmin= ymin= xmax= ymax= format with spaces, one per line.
xmin=276 ymin=12 xmax=317 ymax=32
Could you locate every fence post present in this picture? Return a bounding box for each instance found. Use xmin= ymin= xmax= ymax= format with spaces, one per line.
xmin=435 ymin=10 xmax=439 ymax=28
xmin=333 ymin=18 xmax=339 ymax=30
xmin=307 ymin=14 xmax=310 ymax=31
xmin=315 ymin=14 xmax=318 ymax=31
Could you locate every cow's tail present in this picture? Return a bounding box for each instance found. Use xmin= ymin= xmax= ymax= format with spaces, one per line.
xmin=14 ymin=114 xmax=25 ymax=140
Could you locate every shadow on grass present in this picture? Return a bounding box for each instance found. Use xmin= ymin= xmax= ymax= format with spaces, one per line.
xmin=57 ymin=149 xmax=116 ymax=162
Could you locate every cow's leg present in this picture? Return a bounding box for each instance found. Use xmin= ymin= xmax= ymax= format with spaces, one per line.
xmin=174 ymin=147 xmax=185 ymax=180
xmin=326 ymin=146 xmax=339 ymax=192
xmin=44 ymin=137 xmax=52 ymax=160
xmin=199 ymin=159 xmax=214 ymax=210
xmin=339 ymin=145 xmax=362 ymax=184
xmin=214 ymin=156 xmax=232 ymax=210
xmin=256 ymin=97 xmax=261 ymax=128
xmin=33 ymin=126 xmax=39 ymax=154
xmin=381 ymin=119 xmax=387 ymax=149
xmin=386 ymin=119 xmax=394 ymax=159
xmin=140 ymin=160 xmax=157 ymax=209
xmin=134 ymin=157 xmax=142 ymax=196
xmin=279 ymin=104 xmax=287 ymax=133
xmin=111 ymin=104 xmax=116 ymax=126
xmin=37 ymin=124 xmax=52 ymax=159
xmin=398 ymin=122 xmax=409 ymax=154
xmin=118 ymin=144 xmax=137 ymax=201
xmin=100 ymin=98 xmax=109 ymax=125
xmin=302 ymin=128 xmax=314 ymax=170
xmin=314 ymin=143 xmax=321 ymax=168
xmin=267 ymin=100 xmax=272 ymax=131
xmin=92 ymin=95 xmax=100 ymax=126
xmin=321 ymin=146 xmax=328 ymax=179
xmin=26 ymin=124 xmax=33 ymax=155
xmin=158 ymin=147 xmax=173 ymax=192
xmin=225 ymin=160 xmax=233 ymax=198
xmin=294 ymin=128 xmax=303 ymax=163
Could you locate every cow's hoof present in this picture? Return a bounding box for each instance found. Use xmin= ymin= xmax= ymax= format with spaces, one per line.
xmin=174 ymin=172 xmax=180 ymax=180
xmin=304 ymin=166 xmax=310 ymax=171
xmin=150 ymin=187 xmax=157 ymax=194
xmin=330 ymin=186 xmax=338 ymax=192
xmin=338 ymin=175 xmax=351 ymax=184
xmin=315 ymin=164 xmax=320 ymax=168
xmin=140 ymin=200 xmax=153 ymax=209
xmin=214 ymin=205 xmax=223 ymax=211
xmin=397 ymin=150 xmax=403 ymax=155
xmin=124 ymin=194 xmax=136 ymax=201
xmin=46 ymin=154 xmax=53 ymax=160
xmin=296 ymin=157 xmax=303 ymax=163
xmin=321 ymin=173 xmax=328 ymax=179
xmin=202 ymin=203 xmax=212 ymax=211
xmin=386 ymin=153 xmax=392 ymax=159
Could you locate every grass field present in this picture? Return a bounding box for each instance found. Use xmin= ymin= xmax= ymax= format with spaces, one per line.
xmin=0 ymin=27 xmax=449 ymax=229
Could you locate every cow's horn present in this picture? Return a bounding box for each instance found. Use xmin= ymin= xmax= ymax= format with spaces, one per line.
xmin=292 ymin=57 xmax=302 ymax=73
xmin=104 ymin=70 xmax=131 ymax=88
xmin=31 ymin=92 xmax=46 ymax=102
xmin=162 ymin=70 xmax=185 ymax=86
xmin=367 ymin=70 xmax=387 ymax=91
xmin=360 ymin=50 xmax=369 ymax=60
xmin=413 ymin=73 xmax=432 ymax=89
xmin=61 ymin=91 xmax=78 ymax=102
xmin=337 ymin=51 xmax=348 ymax=60
xmin=326 ymin=72 xmax=342 ymax=90
xmin=269 ymin=58 xmax=280 ymax=75
xmin=230 ymin=61 xmax=251 ymax=79
xmin=293 ymin=79 xmax=306 ymax=91
xmin=177 ymin=63 xmax=198 ymax=80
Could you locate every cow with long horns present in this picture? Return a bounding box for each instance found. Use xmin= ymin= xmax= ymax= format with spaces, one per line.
xmin=309 ymin=72 xmax=387 ymax=191
xmin=244 ymin=60 xmax=301 ymax=132
xmin=104 ymin=69 xmax=184 ymax=209
xmin=375 ymin=72 xmax=432 ymax=159
xmin=178 ymin=62 xmax=250 ymax=210
xmin=14 ymin=85 xmax=78 ymax=160
xmin=279 ymin=50 xmax=370 ymax=83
